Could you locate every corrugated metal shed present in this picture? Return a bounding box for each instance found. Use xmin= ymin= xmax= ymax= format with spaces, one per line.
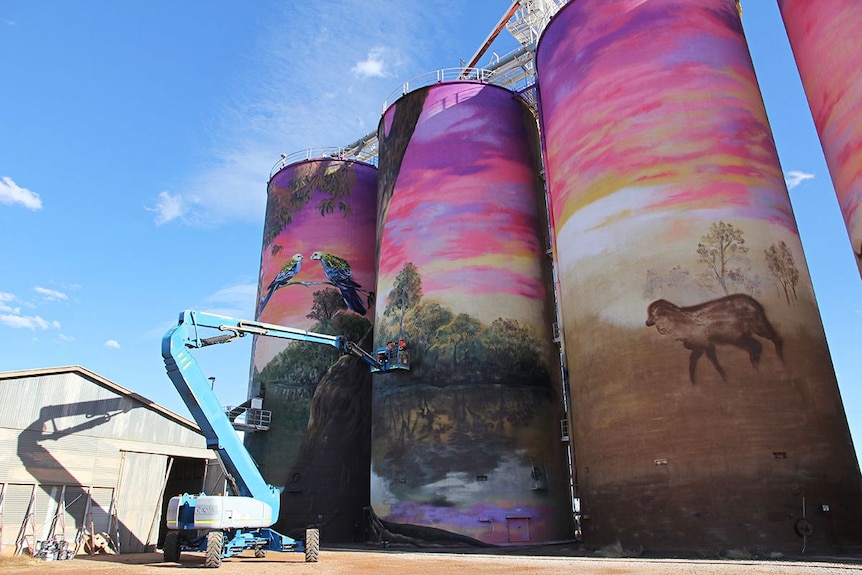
xmin=0 ymin=366 xmax=215 ymax=556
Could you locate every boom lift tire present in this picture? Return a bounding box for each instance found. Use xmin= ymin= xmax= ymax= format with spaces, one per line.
xmin=305 ymin=528 xmax=320 ymax=563
xmin=162 ymin=531 xmax=180 ymax=562
xmin=254 ymin=548 xmax=267 ymax=558
xmin=205 ymin=531 xmax=223 ymax=569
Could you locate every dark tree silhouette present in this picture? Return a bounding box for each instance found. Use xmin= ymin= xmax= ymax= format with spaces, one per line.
xmin=256 ymin=340 xmax=340 ymax=391
xmin=256 ymin=316 xmax=371 ymax=391
xmin=263 ymin=159 xmax=357 ymax=247
xmin=276 ymin=331 xmax=374 ymax=543
xmin=482 ymin=318 xmax=548 ymax=380
xmin=404 ymin=302 xmax=453 ymax=359
xmin=306 ymin=288 xmax=347 ymax=323
xmin=440 ymin=313 xmax=482 ymax=366
xmin=330 ymin=313 xmax=373 ymax=344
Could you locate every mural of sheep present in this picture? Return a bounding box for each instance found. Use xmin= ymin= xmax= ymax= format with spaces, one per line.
xmin=645 ymin=294 xmax=784 ymax=383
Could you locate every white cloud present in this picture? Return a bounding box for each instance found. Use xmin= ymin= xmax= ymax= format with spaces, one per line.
xmin=352 ymin=47 xmax=394 ymax=79
xmin=148 ymin=191 xmax=188 ymax=225
xmin=0 ymin=314 xmax=50 ymax=330
xmin=0 ymin=291 xmax=62 ymax=329
xmin=169 ymin=1 xmax=437 ymax=226
xmin=58 ymin=334 xmax=75 ymax=342
xmin=785 ymin=170 xmax=815 ymax=190
xmin=202 ymin=282 xmax=258 ymax=318
xmin=0 ymin=292 xmax=19 ymax=313
xmin=104 ymin=339 xmax=121 ymax=349
xmin=34 ymin=286 xmax=68 ymax=301
xmin=0 ymin=176 xmax=42 ymax=210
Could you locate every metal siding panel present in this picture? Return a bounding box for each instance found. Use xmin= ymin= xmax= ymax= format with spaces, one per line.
xmin=115 ymin=452 xmax=168 ymax=553
xmin=3 ymin=425 xmax=209 ymax=489
xmin=57 ymin=485 xmax=87 ymax=540
xmin=33 ymin=485 xmax=58 ymax=541
xmin=0 ymin=429 xmax=20 ymax=479
xmin=203 ymin=459 xmax=227 ymax=496
xmin=88 ymin=487 xmax=114 ymax=535
xmin=0 ymin=373 xmax=115 ymax=431
xmin=1 ymin=484 xmax=34 ymax=553
xmin=9 ymin=428 xmax=119 ymax=487
xmin=1 ymin=372 xmax=207 ymax=452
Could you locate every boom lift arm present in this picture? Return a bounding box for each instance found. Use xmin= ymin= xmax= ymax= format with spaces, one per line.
xmin=162 ymin=310 xmax=385 ymax=512
xmin=160 ymin=310 xmax=389 ymax=567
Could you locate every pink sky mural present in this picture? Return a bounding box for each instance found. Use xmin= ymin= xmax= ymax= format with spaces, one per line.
xmin=538 ymin=0 xmax=796 ymax=238
xmin=377 ymin=83 xmax=546 ymax=315
xmin=779 ymin=0 xmax=862 ymax=273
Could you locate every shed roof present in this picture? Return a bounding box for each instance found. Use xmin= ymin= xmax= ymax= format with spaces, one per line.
xmin=0 ymin=365 xmax=200 ymax=434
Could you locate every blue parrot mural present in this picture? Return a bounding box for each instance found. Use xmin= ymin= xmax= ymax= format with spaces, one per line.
xmin=258 ymin=253 xmax=303 ymax=315
xmin=310 ymin=251 xmax=373 ymax=315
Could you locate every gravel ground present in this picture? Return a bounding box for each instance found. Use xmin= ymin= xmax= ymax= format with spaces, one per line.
xmin=2 ymin=547 xmax=862 ymax=575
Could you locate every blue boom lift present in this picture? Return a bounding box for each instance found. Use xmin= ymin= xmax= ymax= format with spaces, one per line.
xmin=161 ymin=310 xmax=401 ymax=568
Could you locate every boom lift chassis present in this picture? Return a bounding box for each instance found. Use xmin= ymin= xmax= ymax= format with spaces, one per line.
xmin=161 ymin=310 xmax=398 ymax=568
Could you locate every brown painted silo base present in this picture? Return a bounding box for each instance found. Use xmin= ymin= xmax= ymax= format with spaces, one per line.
xmin=572 ymin=326 xmax=862 ymax=555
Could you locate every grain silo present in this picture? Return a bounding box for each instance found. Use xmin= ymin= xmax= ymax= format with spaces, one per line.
xmin=778 ymin=0 xmax=862 ymax=279
xmin=372 ymin=78 xmax=572 ymax=545
xmin=246 ymin=153 xmax=378 ymax=542
xmin=535 ymin=0 xmax=862 ymax=554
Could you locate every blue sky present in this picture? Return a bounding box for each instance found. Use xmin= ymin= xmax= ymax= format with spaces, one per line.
xmin=1 ymin=2 xmax=861 ymax=460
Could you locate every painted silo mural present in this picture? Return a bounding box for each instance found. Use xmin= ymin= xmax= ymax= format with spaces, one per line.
xmin=372 ymin=81 xmax=572 ymax=545
xmin=246 ymin=157 xmax=377 ymax=542
xmin=778 ymin=0 xmax=862 ymax=279
xmin=536 ymin=0 xmax=862 ymax=553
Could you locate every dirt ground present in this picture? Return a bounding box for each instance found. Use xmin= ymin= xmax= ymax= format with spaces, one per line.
xmin=2 ymin=546 xmax=862 ymax=575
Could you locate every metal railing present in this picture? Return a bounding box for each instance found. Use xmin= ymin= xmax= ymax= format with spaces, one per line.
xmin=269 ymin=2 xmax=563 ymax=170
xmin=381 ymin=67 xmax=501 ymax=112
xmin=224 ymin=406 xmax=272 ymax=432
xmin=269 ymin=146 xmax=378 ymax=180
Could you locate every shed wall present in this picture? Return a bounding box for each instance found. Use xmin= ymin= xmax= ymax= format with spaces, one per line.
xmin=115 ymin=452 xmax=170 ymax=552
xmin=0 ymin=370 xmax=211 ymax=555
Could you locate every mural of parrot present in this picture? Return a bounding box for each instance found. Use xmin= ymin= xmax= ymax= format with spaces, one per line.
xmin=310 ymin=251 xmax=372 ymax=315
xmin=258 ymin=253 xmax=303 ymax=315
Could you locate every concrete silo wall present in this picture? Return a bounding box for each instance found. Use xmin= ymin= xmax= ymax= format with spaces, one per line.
xmin=372 ymin=82 xmax=572 ymax=545
xmin=536 ymin=0 xmax=862 ymax=553
xmin=246 ymin=158 xmax=378 ymax=542
xmin=778 ymin=0 xmax=862 ymax=279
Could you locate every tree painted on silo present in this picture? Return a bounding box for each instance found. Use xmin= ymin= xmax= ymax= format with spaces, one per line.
xmin=372 ymin=82 xmax=572 ymax=545
xmin=536 ymin=0 xmax=862 ymax=553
